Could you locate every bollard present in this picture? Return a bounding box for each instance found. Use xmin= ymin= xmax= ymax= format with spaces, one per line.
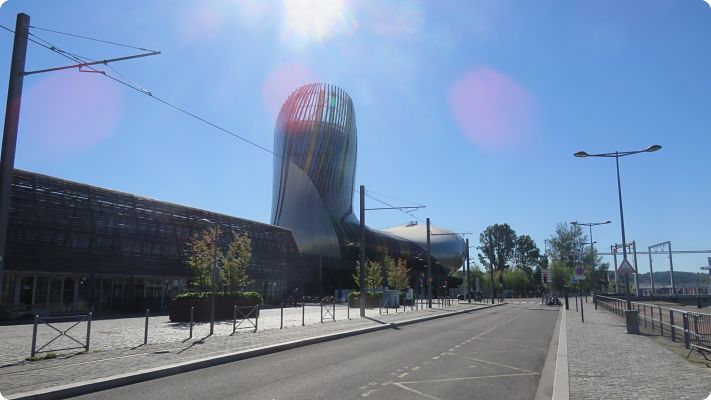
xmin=31 ymin=315 xmax=39 ymax=357
xmin=651 ymin=307 xmax=655 ymax=331
xmin=580 ymin=296 xmax=584 ymax=323
xmin=233 ymin=304 xmax=238 ymax=334
xmin=302 ymin=301 xmax=305 ymax=326
xmin=254 ymin=304 xmax=259 ymax=332
xmin=189 ymin=307 xmax=194 ymax=339
xmin=670 ymin=310 xmax=676 ymax=342
xmin=321 ymin=300 xmax=324 ymax=323
xmin=659 ymin=306 xmax=663 ymax=336
xmin=379 ymin=300 xmax=382 ymax=315
xmin=280 ymin=302 xmax=284 ymax=329
xmin=86 ymin=312 xmax=92 ymax=352
xmin=144 ymin=309 xmax=150 ymax=345
xmin=643 ymin=306 xmax=647 ymax=328
xmin=332 ymin=300 xmax=336 ymax=322
xmin=347 ymin=302 xmax=350 ymax=320
xmin=683 ymin=313 xmax=690 ymax=349
xmin=593 ymin=292 xmax=597 ymax=310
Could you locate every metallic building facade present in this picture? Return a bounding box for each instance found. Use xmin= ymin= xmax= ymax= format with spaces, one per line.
xmin=272 ymin=83 xmax=465 ymax=288
xmin=0 ymin=169 xmax=303 ymax=317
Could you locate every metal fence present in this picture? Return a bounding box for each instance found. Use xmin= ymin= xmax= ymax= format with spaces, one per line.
xmin=596 ymin=295 xmax=711 ymax=357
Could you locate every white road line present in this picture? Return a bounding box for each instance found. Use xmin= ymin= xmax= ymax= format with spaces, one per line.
xmin=399 ymin=372 xmax=540 ymax=385
xmin=392 ymin=383 xmax=442 ymax=400
xmin=553 ymin=309 xmax=569 ymax=400
xmin=411 ymin=366 xmax=420 ymax=371
xmin=398 ymin=372 xmax=409 ymax=378
xmin=449 ymin=354 xmax=534 ymax=373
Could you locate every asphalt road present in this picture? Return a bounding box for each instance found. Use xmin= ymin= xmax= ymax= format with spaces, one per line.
xmin=72 ymin=305 xmax=559 ymax=400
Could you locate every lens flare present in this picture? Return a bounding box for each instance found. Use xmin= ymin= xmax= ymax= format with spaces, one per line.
xmin=261 ymin=63 xmax=319 ymax=117
xmin=449 ymin=68 xmax=536 ymax=151
xmin=21 ymin=71 xmax=123 ymax=158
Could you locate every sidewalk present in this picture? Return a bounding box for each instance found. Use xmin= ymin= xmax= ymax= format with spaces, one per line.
xmin=0 ymin=301 xmax=493 ymax=398
xmin=565 ymin=302 xmax=711 ymax=399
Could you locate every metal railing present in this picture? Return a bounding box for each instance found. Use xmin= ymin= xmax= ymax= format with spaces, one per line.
xmin=31 ymin=313 xmax=92 ymax=358
xmin=597 ymin=295 xmax=711 ymax=356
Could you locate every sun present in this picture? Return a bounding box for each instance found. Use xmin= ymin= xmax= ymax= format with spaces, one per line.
xmin=281 ymin=0 xmax=355 ymax=45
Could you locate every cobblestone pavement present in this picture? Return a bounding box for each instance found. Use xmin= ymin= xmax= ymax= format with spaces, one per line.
xmin=567 ymin=304 xmax=711 ymax=400
xmin=0 ymin=301 xmax=488 ymax=396
xmin=0 ymin=300 xmax=460 ymax=366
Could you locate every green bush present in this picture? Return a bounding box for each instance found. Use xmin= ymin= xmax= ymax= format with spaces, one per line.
xmin=176 ymin=291 xmax=263 ymax=304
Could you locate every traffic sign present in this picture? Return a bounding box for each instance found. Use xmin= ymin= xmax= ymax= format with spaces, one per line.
xmin=571 ymin=276 xmax=579 ymax=284
xmin=541 ymin=269 xmax=549 ymax=284
xmin=617 ymin=259 xmax=635 ymax=274
xmin=574 ymin=266 xmax=586 ymax=280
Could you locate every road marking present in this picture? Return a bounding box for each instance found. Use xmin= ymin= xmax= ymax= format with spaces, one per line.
xmin=432 ymin=356 xmax=440 ymax=360
xmin=399 ymin=372 xmax=540 ymax=385
xmin=411 ymin=366 xmax=420 ymax=371
xmin=448 ymin=354 xmax=534 ymax=373
xmin=398 ymin=372 xmax=409 ymax=378
xmin=361 ymin=389 xmax=377 ymax=397
xmin=392 ymin=383 xmax=442 ymax=400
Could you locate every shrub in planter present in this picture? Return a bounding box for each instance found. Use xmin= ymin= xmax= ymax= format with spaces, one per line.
xmin=348 ymin=291 xmax=383 ymax=308
xmin=169 ymin=291 xmax=262 ymax=322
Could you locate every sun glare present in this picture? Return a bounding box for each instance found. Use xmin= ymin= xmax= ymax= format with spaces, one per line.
xmin=281 ymin=0 xmax=355 ymax=45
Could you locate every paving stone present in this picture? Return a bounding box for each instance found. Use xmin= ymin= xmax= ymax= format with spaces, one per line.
xmin=567 ymin=305 xmax=711 ymax=400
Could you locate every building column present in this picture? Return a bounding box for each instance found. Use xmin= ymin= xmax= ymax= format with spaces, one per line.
xmin=45 ymin=278 xmax=51 ymax=310
xmin=12 ymin=276 xmax=20 ymax=305
xmin=72 ymin=279 xmax=79 ymax=311
xmin=31 ymin=276 xmax=36 ymax=305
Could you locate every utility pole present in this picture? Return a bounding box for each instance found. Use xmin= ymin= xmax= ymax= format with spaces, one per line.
xmin=359 ymin=185 xmax=366 ymax=317
xmin=0 ymin=13 xmax=159 ymax=304
xmin=466 ymin=238 xmax=471 ymax=303
xmin=0 ymin=13 xmax=30 ymax=298
xmin=426 ymin=218 xmax=432 ymax=308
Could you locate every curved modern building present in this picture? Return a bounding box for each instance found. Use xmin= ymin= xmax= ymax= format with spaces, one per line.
xmin=272 ymin=83 xmax=465 ymax=291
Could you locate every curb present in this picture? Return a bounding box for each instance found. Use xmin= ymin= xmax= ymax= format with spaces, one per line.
xmin=7 ymin=303 xmax=505 ymax=400
xmin=552 ymin=308 xmax=569 ymax=400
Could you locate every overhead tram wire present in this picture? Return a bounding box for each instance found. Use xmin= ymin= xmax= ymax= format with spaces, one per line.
xmin=28 ymin=25 xmax=157 ymax=52
xmin=2 ymin=25 xmax=430 ymax=225
xmin=363 ymin=191 xmax=426 ymax=224
xmin=3 ymin=25 xmax=283 ymax=159
xmin=364 ymin=189 xmax=425 ymax=209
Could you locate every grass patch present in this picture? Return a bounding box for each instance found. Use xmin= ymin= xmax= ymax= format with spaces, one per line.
xmin=26 ymin=352 xmax=57 ymax=362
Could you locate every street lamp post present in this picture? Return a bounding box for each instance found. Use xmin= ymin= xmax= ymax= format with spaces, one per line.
xmin=574 ymin=144 xmax=661 ymax=312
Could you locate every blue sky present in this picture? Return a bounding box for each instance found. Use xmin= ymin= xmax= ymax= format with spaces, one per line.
xmin=0 ymin=0 xmax=709 ymax=276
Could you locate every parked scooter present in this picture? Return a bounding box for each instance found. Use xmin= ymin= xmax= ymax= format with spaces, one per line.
xmin=546 ymin=293 xmax=562 ymax=306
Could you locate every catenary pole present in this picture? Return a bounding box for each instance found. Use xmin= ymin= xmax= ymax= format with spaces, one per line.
xmin=0 ymin=13 xmax=30 ymax=300
xmin=359 ymin=185 xmax=366 ymax=317
xmin=426 ymin=218 xmax=432 ymax=308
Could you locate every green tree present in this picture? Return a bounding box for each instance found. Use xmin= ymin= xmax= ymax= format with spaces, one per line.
xmin=366 ymin=259 xmax=383 ymax=290
xmin=187 ymin=227 xmax=221 ymax=290
xmin=478 ymin=223 xmax=517 ymax=275
xmin=186 ymin=227 xmax=252 ymax=292
xmin=504 ymin=268 xmax=529 ymax=297
xmin=387 ymin=257 xmax=411 ymax=291
xmin=221 ymin=232 xmax=252 ymax=291
xmin=550 ymin=259 xmax=571 ymax=291
xmin=547 ymin=223 xmax=586 ymax=268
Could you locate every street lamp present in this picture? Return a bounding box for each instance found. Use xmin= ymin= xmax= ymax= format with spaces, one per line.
xmin=570 ymin=221 xmax=610 ymax=294
xmin=574 ymin=144 xmax=661 ymax=311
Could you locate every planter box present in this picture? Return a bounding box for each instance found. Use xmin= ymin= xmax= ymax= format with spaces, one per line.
xmin=169 ymin=297 xmax=259 ymax=322
xmin=348 ymin=295 xmax=382 ymax=309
